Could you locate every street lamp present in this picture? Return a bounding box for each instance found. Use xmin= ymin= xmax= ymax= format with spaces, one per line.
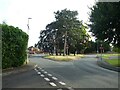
xmin=26 ymin=17 xmax=32 ymax=64
xmin=27 ymin=18 xmax=32 ymax=34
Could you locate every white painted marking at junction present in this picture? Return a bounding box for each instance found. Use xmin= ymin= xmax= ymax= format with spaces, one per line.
xmin=49 ymin=82 xmax=57 ymax=87
xmin=57 ymin=89 xmax=62 ymax=90
xmin=38 ymin=67 xmax=41 ymax=69
xmin=44 ymin=78 xmax=50 ymax=81
xmin=41 ymin=69 xmax=44 ymax=71
xmin=34 ymin=68 xmax=37 ymax=71
xmin=59 ymin=81 xmax=66 ymax=85
xmin=44 ymin=71 xmax=47 ymax=74
xmin=34 ymin=64 xmax=38 ymax=68
xmin=37 ymin=72 xmax=41 ymax=75
xmin=48 ymin=74 xmax=52 ymax=76
xmin=40 ymin=74 xmax=44 ymax=77
xmin=67 ymin=87 xmax=74 ymax=90
xmin=52 ymin=77 xmax=58 ymax=80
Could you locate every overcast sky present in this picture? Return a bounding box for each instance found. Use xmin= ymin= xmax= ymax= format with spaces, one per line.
xmin=0 ymin=0 xmax=96 ymax=47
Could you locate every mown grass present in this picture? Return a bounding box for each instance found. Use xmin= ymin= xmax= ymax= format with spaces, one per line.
xmin=97 ymin=53 xmax=120 ymax=59
xmin=98 ymin=53 xmax=120 ymax=67
xmin=43 ymin=54 xmax=84 ymax=61
xmin=105 ymin=59 xmax=120 ymax=67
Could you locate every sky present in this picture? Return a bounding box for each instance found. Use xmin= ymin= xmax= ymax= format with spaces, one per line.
xmin=0 ymin=0 xmax=96 ymax=47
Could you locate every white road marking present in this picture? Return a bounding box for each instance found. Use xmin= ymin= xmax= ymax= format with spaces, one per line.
xmin=34 ymin=64 xmax=38 ymax=68
xmin=44 ymin=71 xmax=47 ymax=74
xmin=67 ymin=87 xmax=74 ymax=90
xmin=40 ymin=74 xmax=45 ymax=77
xmin=38 ymin=67 xmax=41 ymax=69
xmin=48 ymin=74 xmax=52 ymax=76
xmin=44 ymin=78 xmax=50 ymax=81
xmin=41 ymin=69 xmax=44 ymax=71
xmin=34 ymin=68 xmax=37 ymax=71
xmin=52 ymin=77 xmax=58 ymax=80
xmin=49 ymin=82 xmax=57 ymax=87
xmin=59 ymin=81 xmax=66 ymax=85
xmin=57 ymin=89 xmax=62 ymax=90
xmin=37 ymin=72 xmax=41 ymax=75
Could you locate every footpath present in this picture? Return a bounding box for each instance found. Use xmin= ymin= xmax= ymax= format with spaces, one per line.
xmin=2 ymin=63 xmax=35 ymax=76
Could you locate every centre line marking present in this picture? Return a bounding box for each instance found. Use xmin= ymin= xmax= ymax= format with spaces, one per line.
xmin=52 ymin=77 xmax=58 ymax=80
xmin=48 ymin=74 xmax=52 ymax=76
xmin=40 ymin=74 xmax=44 ymax=77
xmin=49 ymin=82 xmax=57 ymax=87
xmin=44 ymin=78 xmax=50 ymax=81
xmin=59 ymin=81 xmax=66 ymax=85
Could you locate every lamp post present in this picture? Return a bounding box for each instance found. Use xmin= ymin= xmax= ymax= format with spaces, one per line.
xmin=26 ymin=17 xmax=32 ymax=64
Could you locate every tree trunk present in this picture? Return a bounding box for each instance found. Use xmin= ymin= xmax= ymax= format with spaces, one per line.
xmin=63 ymin=31 xmax=67 ymax=56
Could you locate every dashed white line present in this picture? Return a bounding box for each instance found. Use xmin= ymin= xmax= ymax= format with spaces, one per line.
xmin=59 ymin=81 xmax=66 ymax=85
xmin=44 ymin=71 xmax=47 ymax=74
xmin=38 ymin=67 xmax=41 ymax=69
xmin=41 ymin=69 xmax=44 ymax=72
xmin=37 ymin=72 xmax=41 ymax=75
xmin=52 ymin=77 xmax=58 ymax=80
xmin=34 ymin=64 xmax=38 ymax=68
xmin=67 ymin=87 xmax=74 ymax=90
xmin=48 ymin=74 xmax=52 ymax=76
xmin=44 ymin=78 xmax=50 ymax=81
xmin=40 ymin=74 xmax=45 ymax=77
xmin=49 ymin=82 xmax=57 ymax=87
xmin=57 ymin=89 xmax=62 ymax=90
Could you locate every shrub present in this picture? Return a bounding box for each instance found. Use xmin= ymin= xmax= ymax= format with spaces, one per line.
xmin=1 ymin=24 xmax=28 ymax=69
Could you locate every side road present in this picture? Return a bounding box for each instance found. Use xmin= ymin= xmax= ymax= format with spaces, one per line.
xmin=97 ymin=57 xmax=120 ymax=72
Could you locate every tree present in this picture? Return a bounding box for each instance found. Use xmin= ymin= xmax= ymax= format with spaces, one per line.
xmin=89 ymin=2 xmax=120 ymax=47
xmin=38 ymin=9 xmax=90 ymax=55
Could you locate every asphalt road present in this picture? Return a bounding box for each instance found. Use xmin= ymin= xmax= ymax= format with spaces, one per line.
xmin=29 ymin=54 xmax=119 ymax=88
xmin=2 ymin=54 xmax=119 ymax=89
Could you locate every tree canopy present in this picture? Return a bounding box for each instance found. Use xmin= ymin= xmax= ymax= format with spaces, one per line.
xmin=38 ymin=9 xmax=90 ymax=55
xmin=89 ymin=2 xmax=120 ymax=47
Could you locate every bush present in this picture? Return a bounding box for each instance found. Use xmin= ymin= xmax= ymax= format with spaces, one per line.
xmin=1 ymin=24 xmax=28 ymax=69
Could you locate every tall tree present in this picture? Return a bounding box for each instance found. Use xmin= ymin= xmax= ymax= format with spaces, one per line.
xmin=38 ymin=9 xmax=89 ymax=55
xmin=89 ymin=2 xmax=120 ymax=47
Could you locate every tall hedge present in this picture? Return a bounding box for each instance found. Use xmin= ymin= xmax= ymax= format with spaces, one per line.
xmin=1 ymin=24 xmax=28 ymax=69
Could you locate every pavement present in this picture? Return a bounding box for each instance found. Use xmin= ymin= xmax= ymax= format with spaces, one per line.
xmin=2 ymin=63 xmax=35 ymax=76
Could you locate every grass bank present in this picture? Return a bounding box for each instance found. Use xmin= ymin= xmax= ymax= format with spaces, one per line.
xmin=43 ymin=54 xmax=84 ymax=61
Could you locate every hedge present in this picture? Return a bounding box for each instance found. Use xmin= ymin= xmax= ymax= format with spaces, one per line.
xmin=1 ymin=24 xmax=28 ymax=69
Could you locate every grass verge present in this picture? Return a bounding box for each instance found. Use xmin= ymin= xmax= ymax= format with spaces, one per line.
xmin=104 ymin=59 xmax=120 ymax=67
xmin=43 ymin=54 xmax=84 ymax=61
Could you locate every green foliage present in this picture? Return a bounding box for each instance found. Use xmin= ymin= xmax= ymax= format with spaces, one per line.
xmin=1 ymin=24 xmax=28 ymax=69
xmin=113 ymin=46 xmax=120 ymax=53
xmin=38 ymin=9 xmax=90 ymax=55
xmin=89 ymin=2 xmax=120 ymax=47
